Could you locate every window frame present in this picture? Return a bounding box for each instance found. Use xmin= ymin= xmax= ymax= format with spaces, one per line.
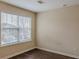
xmin=0 ymin=11 xmax=32 ymax=47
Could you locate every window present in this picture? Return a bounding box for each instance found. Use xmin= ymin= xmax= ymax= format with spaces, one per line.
xmin=0 ymin=12 xmax=32 ymax=46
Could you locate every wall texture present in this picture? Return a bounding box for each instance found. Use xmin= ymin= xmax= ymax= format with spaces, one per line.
xmin=37 ymin=5 xmax=79 ymax=57
xmin=0 ymin=2 xmax=36 ymax=58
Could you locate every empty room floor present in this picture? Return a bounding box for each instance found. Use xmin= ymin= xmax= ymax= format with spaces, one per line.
xmin=9 ymin=49 xmax=76 ymax=59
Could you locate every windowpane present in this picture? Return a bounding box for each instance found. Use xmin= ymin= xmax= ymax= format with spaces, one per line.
xmin=1 ymin=12 xmax=18 ymax=45
xmin=1 ymin=12 xmax=18 ymax=28
xmin=19 ymin=16 xmax=32 ymax=42
xmin=7 ymin=14 xmax=18 ymax=28
xmin=1 ymin=29 xmax=18 ymax=45
xmin=19 ymin=16 xmax=27 ymax=28
xmin=1 ymin=12 xmax=7 ymax=25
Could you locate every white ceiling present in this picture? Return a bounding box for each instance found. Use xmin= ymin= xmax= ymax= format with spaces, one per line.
xmin=0 ymin=0 xmax=79 ymax=12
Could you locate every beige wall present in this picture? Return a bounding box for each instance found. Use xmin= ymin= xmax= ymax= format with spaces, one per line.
xmin=0 ymin=2 xmax=36 ymax=58
xmin=37 ymin=5 xmax=79 ymax=56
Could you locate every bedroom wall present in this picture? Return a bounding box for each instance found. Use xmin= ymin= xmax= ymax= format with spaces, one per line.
xmin=0 ymin=2 xmax=36 ymax=58
xmin=37 ymin=5 xmax=79 ymax=57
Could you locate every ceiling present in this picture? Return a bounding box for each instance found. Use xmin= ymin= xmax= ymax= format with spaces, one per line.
xmin=0 ymin=0 xmax=79 ymax=12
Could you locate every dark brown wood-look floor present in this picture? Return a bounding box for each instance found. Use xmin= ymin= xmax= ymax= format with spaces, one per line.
xmin=9 ymin=49 xmax=76 ymax=59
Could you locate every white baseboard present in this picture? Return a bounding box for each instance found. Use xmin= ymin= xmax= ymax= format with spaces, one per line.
xmin=1 ymin=47 xmax=36 ymax=59
xmin=37 ymin=47 xmax=79 ymax=59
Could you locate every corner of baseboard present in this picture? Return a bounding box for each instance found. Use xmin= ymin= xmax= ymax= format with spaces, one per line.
xmin=1 ymin=47 xmax=79 ymax=59
xmin=36 ymin=47 xmax=79 ymax=59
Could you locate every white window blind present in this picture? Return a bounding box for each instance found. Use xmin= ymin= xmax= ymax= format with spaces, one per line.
xmin=0 ymin=12 xmax=32 ymax=46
